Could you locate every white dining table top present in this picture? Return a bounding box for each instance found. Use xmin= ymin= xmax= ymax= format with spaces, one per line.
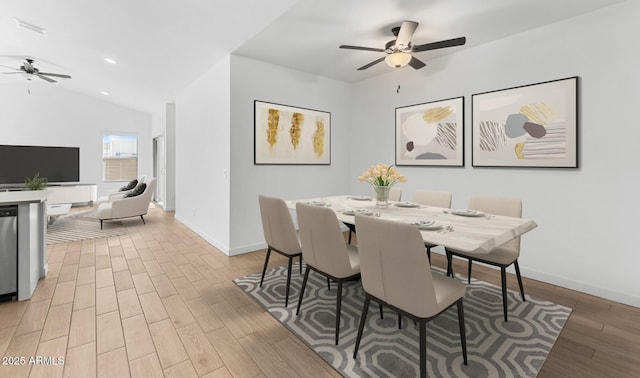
xmin=287 ymin=195 xmax=537 ymax=255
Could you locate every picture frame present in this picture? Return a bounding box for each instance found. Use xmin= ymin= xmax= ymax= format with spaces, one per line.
xmin=472 ymin=76 xmax=578 ymax=168
xmin=254 ymin=100 xmax=331 ymax=165
xmin=395 ymin=96 xmax=464 ymax=166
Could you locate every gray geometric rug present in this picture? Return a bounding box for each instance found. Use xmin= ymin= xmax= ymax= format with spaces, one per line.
xmin=234 ymin=265 xmax=571 ymax=377
xmin=46 ymin=209 xmax=126 ymax=244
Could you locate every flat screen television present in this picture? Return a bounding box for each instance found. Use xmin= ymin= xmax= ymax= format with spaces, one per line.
xmin=0 ymin=144 xmax=80 ymax=185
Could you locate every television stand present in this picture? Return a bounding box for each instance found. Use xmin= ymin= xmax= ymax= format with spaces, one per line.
xmin=47 ymin=184 xmax=97 ymax=206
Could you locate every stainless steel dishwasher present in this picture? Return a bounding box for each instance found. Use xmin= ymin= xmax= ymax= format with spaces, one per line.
xmin=0 ymin=206 xmax=18 ymax=301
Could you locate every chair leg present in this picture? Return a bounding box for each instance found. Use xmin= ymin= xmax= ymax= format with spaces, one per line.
xmin=398 ymin=313 xmax=402 ymax=330
xmin=419 ymin=320 xmax=427 ymax=378
xmin=426 ymin=246 xmax=431 ymax=263
xmin=514 ymin=260 xmax=526 ymax=302
xmin=140 ymin=215 xmax=145 ymax=224
xmin=467 ymin=259 xmax=473 ymax=284
xmin=457 ymin=301 xmax=468 ymax=365
xmin=379 ymin=304 xmax=383 ymax=319
xmin=299 ymin=255 xmax=303 ymax=274
xmin=353 ymin=296 xmax=371 ymax=359
xmin=348 ymin=230 xmax=353 ymax=245
xmin=259 ymin=247 xmax=272 ymax=288
xmin=446 ymin=250 xmax=454 ymax=277
xmin=327 ymin=278 xmax=331 ymax=291
xmin=100 ymin=220 xmax=103 ymax=230
xmin=285 ymin=257 xmax=293 ymax=307
xmin=335 ymin=281 xmax=343 ymax=345
xmin=296 ymin=267 xmax=310 ymax=316
xmin=501 ymin=267 xmax=508 ymax=322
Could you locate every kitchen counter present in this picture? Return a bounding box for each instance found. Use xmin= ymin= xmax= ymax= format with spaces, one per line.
xmin=0 ymin=190 xmax=49 ymax=300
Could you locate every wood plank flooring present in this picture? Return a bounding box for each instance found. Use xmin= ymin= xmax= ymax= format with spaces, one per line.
xmin=0 ymin=206 xmax=638 ymax=377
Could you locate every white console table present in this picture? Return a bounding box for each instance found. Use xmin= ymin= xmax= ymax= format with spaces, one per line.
xmin=0 ymin=190 xmax=48 ymax=301
xmin=47 ymin=183 xmax=97 ymax=206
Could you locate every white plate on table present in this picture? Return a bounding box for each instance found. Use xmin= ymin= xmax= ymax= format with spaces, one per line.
xmin=411 ymin=220 xmax=443 ymax=230
xmin=348 ymin=195 xmax=371 ymax=201
xmin=342 ymin=209 xmax=373 ymax=216
xmin=395 ymin=201 xmax=420 ymax=208
xmin=452 ymin=209 xmax=485 ymax=217
xmin=306 ymin=200 xmax=330 ymax=207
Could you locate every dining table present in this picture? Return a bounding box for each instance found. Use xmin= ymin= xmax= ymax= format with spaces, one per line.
xmin=287 ymin=195 xmax=537 ymax=255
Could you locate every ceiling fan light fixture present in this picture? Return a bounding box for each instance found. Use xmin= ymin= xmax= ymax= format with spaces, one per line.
xmin=385 ymin=52 xmax=411 ymax=68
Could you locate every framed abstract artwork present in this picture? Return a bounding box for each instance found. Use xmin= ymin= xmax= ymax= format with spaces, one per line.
xmin=254 ymin=100 xmax=331 ymax=165
xmin=395 ymin=96 xmax=464 ymax=166
xmin=472 ymin=76 xmax=578 ymax=168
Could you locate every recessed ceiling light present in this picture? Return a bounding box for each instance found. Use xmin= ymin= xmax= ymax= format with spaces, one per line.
xmin=14 ymin=17 xmax=46 ymax=35
xmin=104 ymin=58 xmax=117 ymax=64
xmin=101 ymin=91 xmax=110 ymax=96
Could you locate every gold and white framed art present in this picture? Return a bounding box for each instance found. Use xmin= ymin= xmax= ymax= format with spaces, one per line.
xmin=254 ymin=100 xmax=331 ymax=165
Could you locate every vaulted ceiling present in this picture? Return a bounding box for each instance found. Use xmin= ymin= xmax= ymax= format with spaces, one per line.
xmin=0 ymin=0 xmax=626 ymax=114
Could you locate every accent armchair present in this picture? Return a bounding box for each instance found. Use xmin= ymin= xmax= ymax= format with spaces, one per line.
xmin=98 ymin=178 xmax=156 ymax=229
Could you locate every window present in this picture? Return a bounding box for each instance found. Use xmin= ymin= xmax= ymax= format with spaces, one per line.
xmin=103 ymin=134 xmax=137 ymax=181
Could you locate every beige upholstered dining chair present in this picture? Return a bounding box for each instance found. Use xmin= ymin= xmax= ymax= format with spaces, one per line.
xmin=413 ymin=189 xmax=452 ymax=208
xmin=347 ymin=186 xmax=403 ymax=244
xmin=258 ymin=195 xmax=303 ymax=307
xmin=354 ymin=214 xmax=467 ymax=377
xmin=445 ymin=194 xmax=525 ymax=322
xmin=295 ymin=202 xmax=361 ymax=345
xmin=412 ymin=189 xmax=453 ymax=261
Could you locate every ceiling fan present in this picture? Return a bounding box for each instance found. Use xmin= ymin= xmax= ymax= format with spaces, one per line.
xmin=0 ymin=58 xmax=71 ymax=82
xmin=339 ymin=21 xmax=466 ymax=70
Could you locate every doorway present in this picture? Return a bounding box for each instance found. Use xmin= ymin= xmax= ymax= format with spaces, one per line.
xmin=153 ymin=135 xmax=165 ymax=208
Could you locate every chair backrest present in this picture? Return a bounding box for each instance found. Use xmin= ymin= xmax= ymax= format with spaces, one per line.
xmin=258 ymin=195 xmax=300 ymax=255
xmin=119 ymin=177 xmax=156 ymax=215
xmin=296 ymin=202 xmax=355 ymax=278
xmin=413 ymin=189 xmax=452 ymax=208
xmin=469 ymin=195 xmax=522 ymax=254
xmin=355 ymin=214 xmax=439 ymax=317
xmin=372 ymin=186 xmax=402 ymax=201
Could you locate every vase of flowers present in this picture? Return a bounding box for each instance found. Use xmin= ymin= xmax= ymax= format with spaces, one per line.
xmin=357 ymin=163 xmax=406 ymax=208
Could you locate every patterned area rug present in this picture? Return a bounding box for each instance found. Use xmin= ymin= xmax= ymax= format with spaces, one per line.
xmin=46 ymin=209 xmax=126 ymax=244
xmin=234 ymin=265 xmax=571 ymax=377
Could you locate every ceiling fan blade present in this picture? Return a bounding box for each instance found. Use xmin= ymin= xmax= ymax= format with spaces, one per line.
xmin=40 ymin=72 xmax=72 ymax=79
xmin=395 ymin=20 xmax=419 ymax=48
xmin=340 ymin=45 xmax=385 ymax=53
xmin=0 ymin=64 xmax=20 ymax=71
xmin=357 ymin=56 xmax=386 ymax=71
xmin=36 ymin=74 xmax=56 ymax=83
xmin=412 ymin=36 xmax=466 ymax=52
xmin=408 ymin=56 xmax=426 ymax=70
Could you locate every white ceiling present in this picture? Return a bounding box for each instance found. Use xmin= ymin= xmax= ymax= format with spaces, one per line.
xmin=0 ymin=0 xmax=626 ymax=115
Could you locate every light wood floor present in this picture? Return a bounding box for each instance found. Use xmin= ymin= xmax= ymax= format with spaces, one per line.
xmin=0 ymin=207 xmax=638 ymax=377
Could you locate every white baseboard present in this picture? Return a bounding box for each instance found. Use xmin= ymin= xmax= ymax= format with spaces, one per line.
xmin=228 ymin=242 xmax=267 ymax=256
xmin=521 ymin=266 xmax=640 ymax=308
xmin=174 ymin=215 xmax=230 ymax=256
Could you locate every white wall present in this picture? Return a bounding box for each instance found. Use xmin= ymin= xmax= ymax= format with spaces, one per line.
xmin=229 ymin=55 xmax=352 ymax=255
xmin=175 ymin=56 xmax=232 ymax=251
xmin=350 ymin=1 xmax=640 ymax=306
xmin=0 ymin=83 xmax=152 ymax=196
